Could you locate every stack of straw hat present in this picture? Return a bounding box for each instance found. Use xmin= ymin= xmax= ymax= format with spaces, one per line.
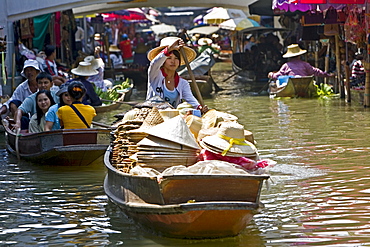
xmin=111 ymin=120 xmax=143 ymax=172
xmin=134 ymin=115 xmax=200 ymax=171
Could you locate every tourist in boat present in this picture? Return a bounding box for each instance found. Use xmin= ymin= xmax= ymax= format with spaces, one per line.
xmin=29 ymin=90 xmax=55 ymax=133
xmin=0 ymin=59 xmax=40 ymax=118
xmin=13 ymin=72 xmax=59 ymax=130
xmin=146 ymin=36 xmax=208 ymax=113
xmin=44 ymin=81 xmax=72 ymax=131
xmin=68 ymin=61 xmax=102 ymax=106
xmin=57 ymin=81 xmax=96 ymax=129
xmin=268 ymin=44 xmax=334 ymax=80
xmin=118 ymin=33 xmax=133 ymax=63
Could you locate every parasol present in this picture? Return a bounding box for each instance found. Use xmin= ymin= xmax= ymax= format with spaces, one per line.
xmin=219 ymin=18 xmax=260 ymax=31
xmin=203 ymin=7 xmax=248 ymax=24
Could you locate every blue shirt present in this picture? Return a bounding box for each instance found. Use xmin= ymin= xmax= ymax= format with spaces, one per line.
xmin=163 ymin=85 xmax=179 ymax=108
xmin=45 ymin=103 xmax=61 ymax=130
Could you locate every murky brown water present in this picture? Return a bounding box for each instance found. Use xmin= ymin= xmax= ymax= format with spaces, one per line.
xmin=1 ymin=62 xmax=370 ymax=246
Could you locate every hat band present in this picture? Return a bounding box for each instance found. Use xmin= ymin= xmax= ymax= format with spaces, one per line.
xmin=217 ymin=134 xmax=251 ymax=156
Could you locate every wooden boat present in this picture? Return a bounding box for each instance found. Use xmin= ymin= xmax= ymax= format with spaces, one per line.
xmin=269 ymin=76 xmax=317 ymax=98
xmin=181 ymin=74 xmax=214 ymax=97
xmin=94 ymin=81 xmax=134 ymax=114
xmin=3 ymin=119 xmax=111 ymax=166
xmin=103 ymin=147 xmax=269 ymax=238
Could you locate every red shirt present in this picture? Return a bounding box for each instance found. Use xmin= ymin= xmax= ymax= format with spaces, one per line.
xmin=119 ymin=40 xmax=132 ymax=59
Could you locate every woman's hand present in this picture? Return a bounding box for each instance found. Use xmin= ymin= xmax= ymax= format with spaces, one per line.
xmin=168 ymin=38 xmax=184 ymax=52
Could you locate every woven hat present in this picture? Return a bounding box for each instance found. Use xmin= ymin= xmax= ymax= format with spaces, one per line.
xmin=147 ymin=37 xmax=197 ymax=65
xmin=138 ymin=136 xmax=195 ymax=151
xmin=145 ymin=115 xmax=200 ymax=150
xmin=109 ymin=45 xmax=121 ymax=52
xmin=21 ymin=59 xmax=40 ymax=77
xmin=159 ymin=109 xmax=180 ymax=121
xmin=185 ymin=115 xmax=202 ymax=139
xmin=71 ymin=61 xmax=99 ymax=76
xmin=283 ymin=44 xmax=307 ymax=58
xmin=84 ymin=56 xmax=104 ymax=70
xmin=198 ymin=37 xmax=213 ymax=46
xmin=129 ymin=107 xmax=164 ymax=133
xmin=94 ymin=33 xmax=101 ymax=40
xmin=200 ymin=121 xmax=257 ymax=156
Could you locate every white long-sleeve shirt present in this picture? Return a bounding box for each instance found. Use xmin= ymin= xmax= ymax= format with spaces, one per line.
xmin=146 ymin=50 xmax=200 ymax=108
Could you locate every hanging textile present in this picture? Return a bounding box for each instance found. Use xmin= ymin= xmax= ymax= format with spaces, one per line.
xmin=33 ymin=14 xmax=51 ymax=50
xmin=20 ymin=18 xmax=34 ymax=39
xmin=54 ymin=12 xmax=61 ymax=47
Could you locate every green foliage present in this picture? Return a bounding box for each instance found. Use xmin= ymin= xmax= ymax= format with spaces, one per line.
xmin=314 ymin=82 xmax=337 ymax=99
xmin=95 ymin=78 xmax=132 ymax=102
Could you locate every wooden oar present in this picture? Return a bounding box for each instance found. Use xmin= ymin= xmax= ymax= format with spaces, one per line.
xmin=100 ymin=99 xmax=138 ymax=106
xmin=92 ymin=121 xmax=116 ymax=129
xmin=180 ymin=46 xmax=204 ymax=106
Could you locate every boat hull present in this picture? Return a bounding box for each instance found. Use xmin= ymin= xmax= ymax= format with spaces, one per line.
xmin=269 ymin=76 xmax=317 ymax=98
xmin=4 ymin=124 xmax=111 ymax=166
xmin=103 ymin=148 xmax=269 ymax=238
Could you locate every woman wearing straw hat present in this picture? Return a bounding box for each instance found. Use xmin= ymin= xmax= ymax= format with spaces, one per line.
xmin=68 ymin=61 xmax=102 ymax=106
xmin=268 ymin=44 xmax=334 ymax=80
xmin=147 ymin=37 xmax=207 ymax=112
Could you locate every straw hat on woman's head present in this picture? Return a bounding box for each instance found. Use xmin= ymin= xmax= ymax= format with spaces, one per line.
xmin=147 ymin=37 xmax=197 ymax=65
xmin=283 ymin=44 xmax=307 ymax=58
xmin=71 ymin=61 xmax=99 ymax=76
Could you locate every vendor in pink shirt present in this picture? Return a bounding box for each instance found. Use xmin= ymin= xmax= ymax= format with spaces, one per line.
xmin=268 ymin=44 xmax=334 ymax=79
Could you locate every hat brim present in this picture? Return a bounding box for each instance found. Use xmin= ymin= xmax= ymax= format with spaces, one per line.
xmin=201 ymin=135 xmax=257 ymax=156
xmin=283 ymin=50 xmax=307 ymax=58
xmin=147 ymin=46 xmax=197 ymax=66
xmin=71 ymin=68 xmax=99 ymax=76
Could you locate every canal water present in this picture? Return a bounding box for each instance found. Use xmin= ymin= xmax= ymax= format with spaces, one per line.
xmin=2 ymin=62 xmax=370 ymax=246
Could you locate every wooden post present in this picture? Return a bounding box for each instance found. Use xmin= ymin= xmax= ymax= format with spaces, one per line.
xmin=364 ymin=61 xmax=370 ymax=107
xmin=344 ymin=62 xmax=351 ymax=102
xmin=325 ymin=42 xmax=330 ymax=84
xmin=335 ymin=35 xmax=343 ymax=97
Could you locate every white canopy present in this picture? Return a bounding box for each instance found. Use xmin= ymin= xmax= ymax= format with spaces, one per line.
xmin=150 ymin=23 xmax=177 ymax=35
xmin=203 ymin=7 xmax=247 ymax=24
xmin=187 ymin=26 xmax=219 ymax=35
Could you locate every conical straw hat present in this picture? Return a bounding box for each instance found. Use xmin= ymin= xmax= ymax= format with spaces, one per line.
xmin=145 ymin=115 xmax=200 ymax=149
xmin=128 ymin=107 xmax=164 ymax=133
xmin=138 ymin=135 xmax=195 ymax=150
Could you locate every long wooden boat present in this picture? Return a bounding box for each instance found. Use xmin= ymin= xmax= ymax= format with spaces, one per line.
xmin=94 ymin=82 xmax=134 ymax=114
xmin=3 ymin=119 xmax=111 ymax=166
xmin=181 ymin=74 xmax=214 ymax=97
xmin=269 ymin=76 xmax=317 ymax=98
xmin=104 ymin=147 xmax=269 ymax=238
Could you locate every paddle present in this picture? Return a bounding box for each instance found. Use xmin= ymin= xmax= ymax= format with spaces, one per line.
xmin=92 ymin=121 xmax=116 ymax=129
xmin=221 ymin=67 xmax=247 ymax=82
xmin=180 ymin=46 xmax=204 ymax=106
xmin=100 ymin=99 xmax=138 ymax=106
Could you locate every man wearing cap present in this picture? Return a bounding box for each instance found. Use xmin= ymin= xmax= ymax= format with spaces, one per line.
xmin=13 ymin=72 xmax=60 ymax=130
xmin=268 ymin=44 xmax=334 ymax=79
xmin=0 ymin=59 xmax=40 ymax=118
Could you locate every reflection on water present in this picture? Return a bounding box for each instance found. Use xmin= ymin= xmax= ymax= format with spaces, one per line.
xmin=2 ymin=65 xmax=370 ymax=245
